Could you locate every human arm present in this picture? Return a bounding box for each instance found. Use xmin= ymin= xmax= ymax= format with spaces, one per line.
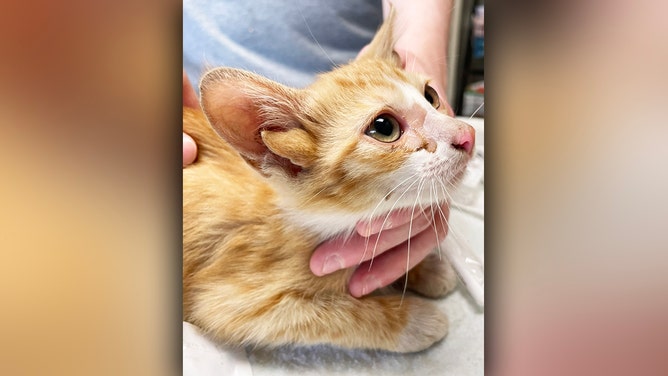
xmin=385 ymin=0 xmax=454 ymax=114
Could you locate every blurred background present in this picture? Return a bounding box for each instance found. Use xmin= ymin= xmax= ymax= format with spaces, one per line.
xmin=1 ymin=0 xmax=667 ymax=375
xmin=447 ymin=0 xmax=485 ymax=119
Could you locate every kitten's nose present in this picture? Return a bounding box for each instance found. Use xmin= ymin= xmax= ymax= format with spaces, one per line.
xmin=451 ymin=124 xmax=475 ymax=154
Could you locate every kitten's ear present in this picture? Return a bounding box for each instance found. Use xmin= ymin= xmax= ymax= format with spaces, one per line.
xmin=357 ymin=6 xmax=401 ymax=67
xmin=199 ymin=68 xmax=317 ymax=172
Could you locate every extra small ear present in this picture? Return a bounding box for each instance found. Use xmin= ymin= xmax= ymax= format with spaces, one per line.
xmin=357 ymin=5 xmax=401 ymax=67
xmin=199 ymin=67 xmax=317 ymax=172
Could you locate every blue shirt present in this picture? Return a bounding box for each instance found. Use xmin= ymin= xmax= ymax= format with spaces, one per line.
xmin=183 ymin=0 xmax=382 ymax=93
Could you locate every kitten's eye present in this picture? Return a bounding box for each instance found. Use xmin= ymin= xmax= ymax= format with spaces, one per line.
xmin=424 ymin=85 xmax=440 ymax=109
xmin=365 ymin=114 xmax=402 ymax=143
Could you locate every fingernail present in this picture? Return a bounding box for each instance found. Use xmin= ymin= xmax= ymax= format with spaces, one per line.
xmin=361 ymin=275 xmax=382 ymax=296
xmin=321 ymin=254 xmax=344 ymax=274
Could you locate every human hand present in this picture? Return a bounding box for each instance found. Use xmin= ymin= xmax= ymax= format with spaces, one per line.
xmin=183 ymin=70 xmax=198 ymax=167
xmin=395 ymin=48 xmax=454 ymax=116
xmin=310 ymin=203 xmax=450 ymax=297
xmin=381 ymin=0 xmax=455 ymax=115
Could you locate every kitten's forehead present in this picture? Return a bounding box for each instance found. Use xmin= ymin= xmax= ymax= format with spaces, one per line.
xmin=315 ymin=59 xmax=425 ymax=103
xmin=306 ymin=60 xmax=428 ymax=129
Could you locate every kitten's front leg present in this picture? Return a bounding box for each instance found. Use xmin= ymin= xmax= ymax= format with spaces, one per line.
xmin=274 ymin=293 xmax=450 ymax=353
xmin=191 ymin=287 xmax=448 ymax=353
xmin=390 ymin=296 xmax=451 ymax=352
xmin=402 ymin=251 xmax=458 ymax=299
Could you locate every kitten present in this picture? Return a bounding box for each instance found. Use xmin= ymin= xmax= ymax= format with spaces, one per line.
xmin=183 ymin=11 xmax=475 ymax=353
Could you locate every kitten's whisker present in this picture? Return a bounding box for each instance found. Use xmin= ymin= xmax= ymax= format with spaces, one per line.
xmin=436 ymin=177 xmax=456 ymax=205
xmin=400 ymin=177 xmax=426 ymax=305
xmin=367 ymin=175 xmax=421 ymax=270
xmin=416 ymin=182 xmax=430 ymax=217
xmin=469 ymin=101 xmax=485 ymax=119
xmin=416 ymin=156 xmax=481 ymax=293
xmin=436 ymin=179 xmax=478 ymax=263
xmin=361 ymin=174 xmax=420 ymax=263
xmin=433 ymin=183 xmax=450 ymax=236
xmin=429 ymin=181 xmax=443 ymax=260
xmin=297 ymin=7 xmax=336 ymax=67
xmin=358 ymin=175 xmax=416 ymax=264
xmin=432 ymin=178 xmax=474 ymax=289
xmin=442 ymin=183 xmax=459 ymax=201
xmin=435 ymin=179 xmax=478 ymax=262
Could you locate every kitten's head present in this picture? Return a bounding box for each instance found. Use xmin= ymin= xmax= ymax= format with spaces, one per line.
xmin=199 ymin=12 xmax=475 ymax=224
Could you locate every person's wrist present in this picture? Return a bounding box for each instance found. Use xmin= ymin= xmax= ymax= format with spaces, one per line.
xmin=396 ymin=46 xmax=445 ymax=81
xmin=393 ymin=45 xmax=452 ymax=115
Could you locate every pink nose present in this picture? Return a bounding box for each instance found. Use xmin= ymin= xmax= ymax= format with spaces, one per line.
xmin=451 ymin=124 xmax=475 ymax=154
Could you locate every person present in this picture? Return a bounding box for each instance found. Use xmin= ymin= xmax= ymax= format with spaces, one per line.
xmin=183 ymin=0 xmax=454 ymax=298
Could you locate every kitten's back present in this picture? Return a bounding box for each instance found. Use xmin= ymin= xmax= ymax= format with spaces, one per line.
xmin=182 ymin=107 xmax=279 ymax=308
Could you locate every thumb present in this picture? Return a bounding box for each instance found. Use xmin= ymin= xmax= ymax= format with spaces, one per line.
xmin=183 ymin=133 xmax=197 ymax=167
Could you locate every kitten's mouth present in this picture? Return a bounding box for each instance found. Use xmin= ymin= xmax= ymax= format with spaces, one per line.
xmin=424 ymin=154 xmax=470 ymax=182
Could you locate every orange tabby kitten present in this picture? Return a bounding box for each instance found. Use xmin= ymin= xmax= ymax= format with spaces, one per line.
xmin=183 ymin=12 xmax=475 ymax=353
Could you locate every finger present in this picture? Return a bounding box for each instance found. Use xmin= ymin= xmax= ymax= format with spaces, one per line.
xmin=355 ymin=208 xmax=422 ymax=236
xmin=183 ymin=70 xmax=199 ymax=109
xmin=310 ymin=211 xmax=432 ymax=276
xmin=183 ymin=133 xmax=198 ymax=167
xmin=348 ymin=209 xmax=449 ymax=297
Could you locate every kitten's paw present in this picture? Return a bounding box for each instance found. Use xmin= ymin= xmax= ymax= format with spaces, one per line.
xmin=406 ymin=252 xmax=458 ymax=299
xmin=394 ymin=299 xmax=449 ymax=353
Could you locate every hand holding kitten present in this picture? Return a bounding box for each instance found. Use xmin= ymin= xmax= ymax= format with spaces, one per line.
xmin=311 ymin=205 xmax=449 ymax=297
xmin=182 ymin=0 xmax=455 ymax=296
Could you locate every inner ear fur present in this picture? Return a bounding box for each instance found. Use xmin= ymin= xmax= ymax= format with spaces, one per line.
xmin=199 ymin=67 xmax=316 ymax=169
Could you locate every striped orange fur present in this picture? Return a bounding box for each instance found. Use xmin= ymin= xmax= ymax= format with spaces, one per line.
xmin=183 ymin=10 xmax=474 ymax=352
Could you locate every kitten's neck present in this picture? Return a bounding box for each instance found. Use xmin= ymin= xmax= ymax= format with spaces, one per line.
xmin=279 ymin=208 xmax=366 ymax=242
xmin=275 ymin=196 xmax=428 ymax=243
xmin=271 ymin=180 xmax=445 ymax=242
